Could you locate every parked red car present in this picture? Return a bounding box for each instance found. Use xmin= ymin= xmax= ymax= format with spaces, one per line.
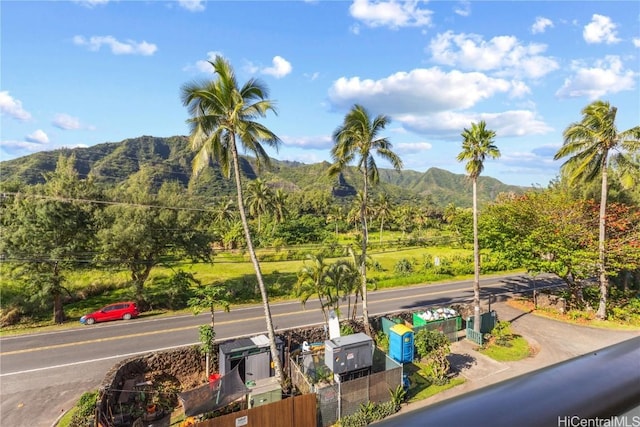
xmin=80 ymin=301 xmax=139 ymax=325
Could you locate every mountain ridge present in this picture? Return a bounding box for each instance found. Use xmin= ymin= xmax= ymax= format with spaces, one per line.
xmin=0 ymin=135 xmax=529 ymax=208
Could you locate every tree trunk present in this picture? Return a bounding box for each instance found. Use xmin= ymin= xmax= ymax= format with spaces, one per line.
xmin=596 ymin=157 xmax=609 ymax=320
xmin=472 ymin=178 xmax=481 ymax=333
xmin=53 ymin=293 xmax=65 ymax=324
xmin=230 ymin=140 xmax=284 ymax=380
xmin=360 ymin=171 xmax=371 ymax=335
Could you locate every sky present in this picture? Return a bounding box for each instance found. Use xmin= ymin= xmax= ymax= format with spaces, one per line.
xmin=1 ymin=0 xmax=639 ymax=187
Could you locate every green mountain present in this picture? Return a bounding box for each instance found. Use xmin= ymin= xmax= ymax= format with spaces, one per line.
xmin=0 ymin=135 xmax=528 ymax=207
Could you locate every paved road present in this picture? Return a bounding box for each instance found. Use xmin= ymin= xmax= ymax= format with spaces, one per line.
xmin=0 ymin=274 xmax=548 ymax=427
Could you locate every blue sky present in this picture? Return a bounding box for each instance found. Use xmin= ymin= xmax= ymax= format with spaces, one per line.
xmin=1 ymin=0 xmax=639 ymax=187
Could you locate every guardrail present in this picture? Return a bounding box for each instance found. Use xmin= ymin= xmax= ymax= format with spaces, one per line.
xmin=373 ymin=336 xmax=640 ymax=427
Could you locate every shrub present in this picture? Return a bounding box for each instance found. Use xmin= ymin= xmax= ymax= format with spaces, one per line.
xmin=375 ymin=330 xmax=389 ymax=352
xmin=69 ymin=390 xmax=98 ymax=427
xmin=394 ymin=258 xmax=414 ymax=275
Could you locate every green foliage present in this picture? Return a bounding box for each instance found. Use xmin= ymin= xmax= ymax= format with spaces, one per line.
xmin=394 ymin=258 xmax=414 ymax=275
xmin=413 ymin=329 xmax=451 ymax=383
xmin=375 ymin=330 xmax=389 ymax=352
xmin=197 ymin=325 xmax=216 ymax=356
xmin=69 ymin=390 xmax=98 ymax=427
xmin=271 ymin=214 xmax=329 ymax=245
xmin=339 ymin=400 xmax=398 ymax=427
xmin=340 ymin=323 xmax=356 ymax=336
xmin=389 ymin=385 xmax=406 ymax=410
xmin=489 ymin=320 xmax=513 ymax=346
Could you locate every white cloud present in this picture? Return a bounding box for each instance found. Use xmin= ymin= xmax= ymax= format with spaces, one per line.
xmin=349 ymin=0 xmax=432 ymax=29
xmin=25 ymin=129 xmax=49 ymax=145
xmin=178 ymin=0 xmax=205 ymax=12
xmin=0 ymin=91 xmax=32 ymax=121
xmin=25 ymin=130 xmax=50 ymax=144
xmin=261 ymin=56 xmax=293 ymax=78
xmin=633 ymin=38 xmax=640 ymax=48
xmin=328 ymin=67 xmax=514 ymax=114
xmin=191 ymin=51 xmax=224 ymax=73
xmin=72 ymin=0 xmax=109 ymax=7
xmin=52 ymin=113 xmax=82 ymax=130
xmin=304 ymin=72 xmax=320 ymax=81
xmin=281 ymin=135 xmax=332 ymax=150
xmin=73 ymin=35 xmax=157 ymax=56
xmin=531 ymin=17 xmax=553 ymax=34
xmin=396 ymin=110 xmax=552 ymax=139
xmin=454 ymin=1 xmax=470 ymax=17
xmin=428 ymin=31 xmax=559 ymax=79
xmin=396 ymin=141 xmax=433 ymax=152
xmin=583 ymin=14 xmax=620 ymax=44
xmin=556 ymin=56 xmax=636 ymax=100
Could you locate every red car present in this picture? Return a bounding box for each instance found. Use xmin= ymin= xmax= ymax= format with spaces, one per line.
xmin=80 ymin=301 xmax=139 ymax=325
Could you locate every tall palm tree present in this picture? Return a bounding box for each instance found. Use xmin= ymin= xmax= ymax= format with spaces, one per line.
xmin=457 ymin=120 xmax=500 ymax=333
xmin=554 ymin=100 xmax=640 ymax=320
xmin=181 ymin=55 xmax=284 ymax=379
xmin=328 ymin=104 xmax=403 ymax=335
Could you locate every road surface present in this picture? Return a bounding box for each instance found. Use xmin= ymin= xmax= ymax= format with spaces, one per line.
xmin=0 ymin=274 xmax=545 ymax=426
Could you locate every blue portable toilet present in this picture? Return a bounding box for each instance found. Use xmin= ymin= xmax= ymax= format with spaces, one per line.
xmin=389 ymin=324 xmax=414 ymax=363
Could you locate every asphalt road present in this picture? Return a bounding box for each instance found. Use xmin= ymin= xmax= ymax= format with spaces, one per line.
xmin=0 ymin=273 xmax=548 ymax=427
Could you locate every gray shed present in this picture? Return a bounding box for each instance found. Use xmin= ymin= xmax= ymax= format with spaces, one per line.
xmin=218 ymin=334 xmax=284 ymax=383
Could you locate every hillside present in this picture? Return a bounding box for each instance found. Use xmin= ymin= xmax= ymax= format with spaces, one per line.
xmin=0 ymin=135 xmax=528 ymax=207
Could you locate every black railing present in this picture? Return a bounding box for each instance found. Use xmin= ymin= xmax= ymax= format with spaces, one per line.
xmin=374 ymin=336 xmax=640 ymax=427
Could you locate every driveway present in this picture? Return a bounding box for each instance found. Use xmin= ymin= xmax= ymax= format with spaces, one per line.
xmin=398 ymin=301 xmax=640 ymax=413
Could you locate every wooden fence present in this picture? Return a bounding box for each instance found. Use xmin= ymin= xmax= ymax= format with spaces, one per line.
xmin=194 ymin=393 xmax=317 ymax=427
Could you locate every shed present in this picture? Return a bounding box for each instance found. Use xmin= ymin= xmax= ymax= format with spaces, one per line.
xmin=218 ymin=334 xmax=284 ymax=383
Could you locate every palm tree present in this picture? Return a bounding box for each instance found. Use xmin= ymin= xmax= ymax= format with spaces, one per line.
xmin=271 ymin=189 xmax=289 ymax=225
xmin=374 ymin=192 xmax=394 ymax=246
xmin=181 ymin=55 xmax=284 ymax=379
xmin=554 ymin=100 xmax=640 ymax=320
xmin=328 ymin=104 xmax=403 ymax=334
xmin=246 ymin=178 xmax=273 ymax=233
xmin=457 ymin=120 xmax=500 ymax=333
xmin=294 ymin=253 xmax=332 ymax=326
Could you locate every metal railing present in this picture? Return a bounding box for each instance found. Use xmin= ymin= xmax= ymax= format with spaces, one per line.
xmin=373 ymin=336 xmax=640 ymax=427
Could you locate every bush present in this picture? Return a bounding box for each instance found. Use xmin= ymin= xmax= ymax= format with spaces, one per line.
xmin=339 ymin=400 xmax=398 ymax=427
xmin=394 ymin=258 xmax=414 ymax=275
xmin=69 ymin=390 xmax=98 ymax=427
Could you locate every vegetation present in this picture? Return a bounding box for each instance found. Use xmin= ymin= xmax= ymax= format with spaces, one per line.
xmin=480 ymin=321 xmax=530 ymax=361
xmin=554 ymin=100 xmax=640 ymax=319
xmin=181 ymin=55 xmax=284 ymax=379
xmin=328 ymin=104 xmax=403 ymax=335
xmin=457 ymin=120 xmax=501 ymax=332
xmin=413 ymin=329 xmax=451 ymax=384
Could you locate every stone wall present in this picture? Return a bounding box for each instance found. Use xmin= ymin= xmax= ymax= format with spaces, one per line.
xmin=96 ymin=345 xmax=208 ymax=417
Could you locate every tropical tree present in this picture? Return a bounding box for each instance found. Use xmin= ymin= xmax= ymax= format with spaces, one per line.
xmin=245 ymin=178 xmax=273 ymax=233
xmin=97 ymin=177 xmax=211 ymax=307
xmin=326 ymin=259 xmax=359 ymax=320
xmin=271 ymin=188 xmax=289 ymax=225
xmin=0 ymin=155 xmax=97 ymax=324
xmin=554 ymin=101 xmax=640 ymax=319
xmin=457 ymin=120 xmax=500 ymax=332
xmin=328 ymin=104 xmax=403 ymax=334
xmin=294 ymin=253 xmax=332 ymax=326
xmin=188 ymin=283 xmax=232 ymax=377
xmin=374 ymin=192 xmax=394 ymax=245
xmin=181 ymin=55 xmax=284 ymax=379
